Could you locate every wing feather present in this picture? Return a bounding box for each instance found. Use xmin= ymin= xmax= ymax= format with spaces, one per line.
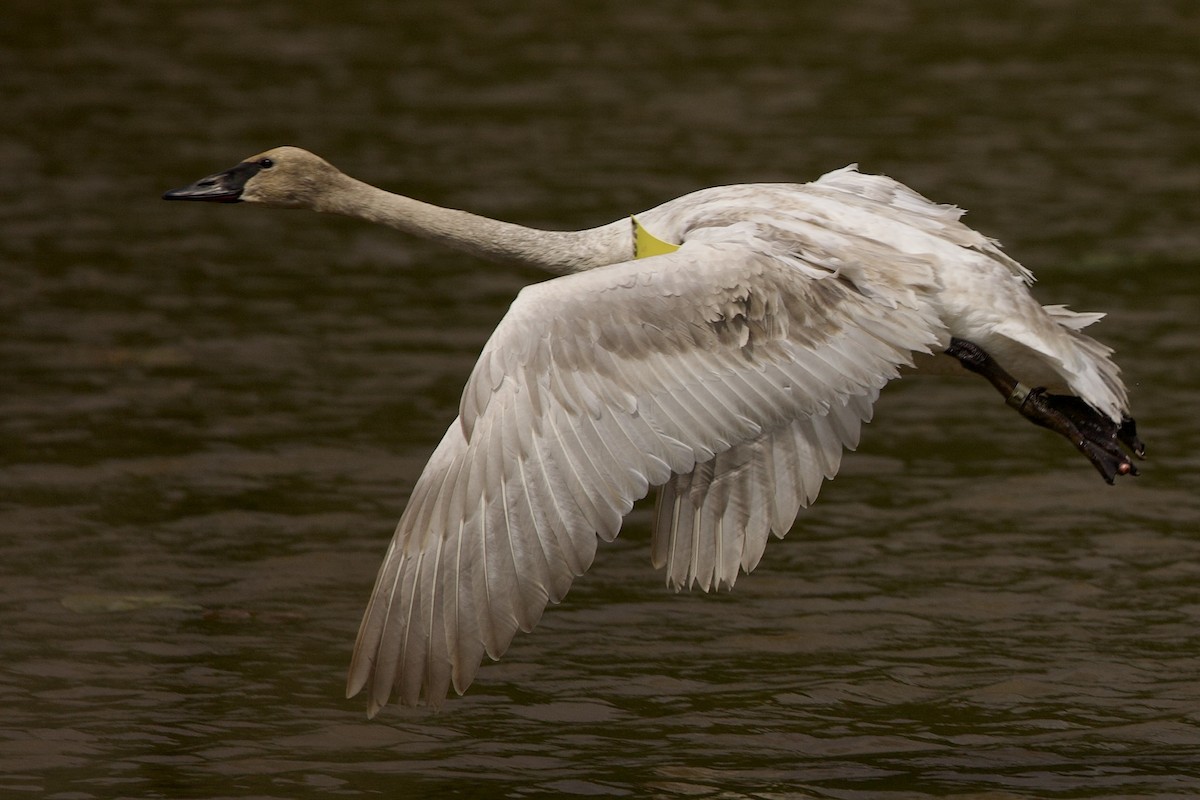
xmin=348 ymin=240 xmax=943 ymax=711
xmin=651 ymin=387 xmax=879 ymax=591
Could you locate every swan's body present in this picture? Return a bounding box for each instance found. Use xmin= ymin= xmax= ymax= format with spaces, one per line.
xmin=165 ymin=147 xmax=1142 ymax=715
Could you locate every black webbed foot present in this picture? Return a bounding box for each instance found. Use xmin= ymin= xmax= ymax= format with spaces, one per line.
xmin=1118 ymin=415 xmax=1146 ymax=460
xmin=1014 ymin=390 xmax=1142 ymax=484
xmin=945 ymin=337 xmax=1145 ymax=484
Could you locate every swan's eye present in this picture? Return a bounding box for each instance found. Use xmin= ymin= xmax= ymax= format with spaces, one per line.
xmin=259 ymin=158 xmax=275 ymax=169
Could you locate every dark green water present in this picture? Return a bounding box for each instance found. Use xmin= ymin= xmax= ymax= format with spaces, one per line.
xmin=3 ymin=2 xmax=1199 ymax=798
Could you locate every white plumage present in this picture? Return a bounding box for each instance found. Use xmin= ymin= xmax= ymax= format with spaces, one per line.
xmin=164 ymin=147 xmax=1137 ymax=715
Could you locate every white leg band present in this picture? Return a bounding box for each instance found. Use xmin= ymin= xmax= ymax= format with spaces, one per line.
xmin=1006 ymin=382 xmax=1033 ymax=410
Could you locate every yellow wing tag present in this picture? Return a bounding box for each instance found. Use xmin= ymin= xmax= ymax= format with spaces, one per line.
xmin=632 ymin=215 xmax=680 ymax=259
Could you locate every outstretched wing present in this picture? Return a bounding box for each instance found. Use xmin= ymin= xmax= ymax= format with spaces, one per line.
xmin=347 ymin=239 xmax=944 ymax=713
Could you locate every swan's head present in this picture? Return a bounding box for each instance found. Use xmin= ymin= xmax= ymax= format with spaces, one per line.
xmin=163 ymin=146 xmax=341 ymax=209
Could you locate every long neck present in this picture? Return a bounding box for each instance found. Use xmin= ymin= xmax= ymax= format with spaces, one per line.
xmin=315 ymin=174 xmax=632 ymax=273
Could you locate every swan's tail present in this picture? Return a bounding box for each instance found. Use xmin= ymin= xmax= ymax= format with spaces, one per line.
xmin=993 ymin=303 xmax=1129 ymax=422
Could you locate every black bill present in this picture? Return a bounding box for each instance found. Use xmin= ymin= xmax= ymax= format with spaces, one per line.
xmin=162 ymin=161 xmax=263 ymax=203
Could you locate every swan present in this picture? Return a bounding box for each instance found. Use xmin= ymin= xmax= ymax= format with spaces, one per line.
xmin=164 ymin=146 xmax=1144 ymax=715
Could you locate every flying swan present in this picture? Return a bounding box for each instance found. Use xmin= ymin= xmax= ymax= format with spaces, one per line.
xmin=165 ymin=146 xmax=1144 ymax=715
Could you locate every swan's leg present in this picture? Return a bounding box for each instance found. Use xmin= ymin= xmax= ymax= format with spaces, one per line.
xmin=945 ymin=337 xmax=1145 ymax=484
